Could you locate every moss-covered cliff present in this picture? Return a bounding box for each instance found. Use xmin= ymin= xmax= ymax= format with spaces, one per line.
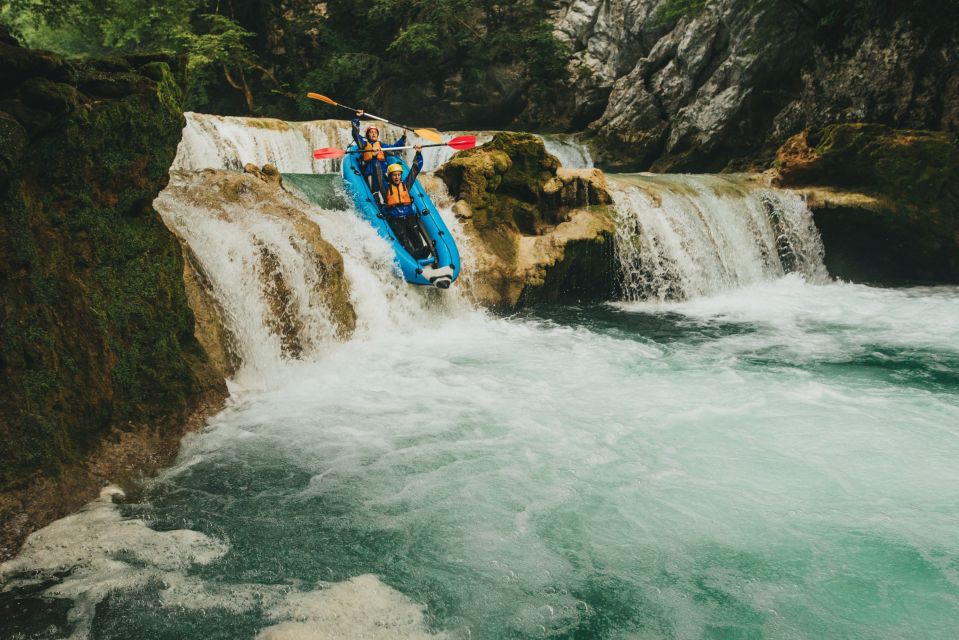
xmin=775 ymin=123 xmax=959 ymax=283
xmin=436 ymin=133 xmax=617 ymax=309
xmin=0 ymin=34 xmax=225 ymax=555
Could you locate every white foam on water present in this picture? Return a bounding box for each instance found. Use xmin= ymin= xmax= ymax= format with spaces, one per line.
xmin=616 ymin=275 xmax=959 ymax=364
xmin=1 ymin=489 xmax=447 ymax=639
xmin=0 ymin=486 xmax=229 ymax=639
xmin=255 ymin=575 xmax=448 ymax=640
xmin=4 ymin=279 xmax=959 ymax=638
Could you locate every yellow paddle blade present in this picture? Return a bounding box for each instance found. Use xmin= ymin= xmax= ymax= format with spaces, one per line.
xmin=413 ymin=128 xmax=443 ymax=144
xmin=306 ymin=92 xmax=337 ymax=106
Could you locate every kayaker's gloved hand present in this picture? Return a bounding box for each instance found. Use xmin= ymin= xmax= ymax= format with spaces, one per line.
xmin=356 ymin=109 xmax=364 ymax=118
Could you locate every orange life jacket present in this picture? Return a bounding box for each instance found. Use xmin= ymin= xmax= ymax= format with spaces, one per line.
xmin=362 ymin=140 xmax=385 ymax=162
xmin=386 ymin=182 xmax=412 ymax=207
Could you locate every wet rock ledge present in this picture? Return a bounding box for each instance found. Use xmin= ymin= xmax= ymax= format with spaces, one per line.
xmin=0 ymin=31 xmax=226 ymax=560
xmin=774 ymin=123 xmax=959 ymax=284
xmin=435 ymin=132 xmax=618 ymax=310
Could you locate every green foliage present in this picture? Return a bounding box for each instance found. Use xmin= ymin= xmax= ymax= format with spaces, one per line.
xmin=815 ymin=0 xmax=959 ymax=42
xmin=1 ymin=0 xmax=257 ymax=111
xmin=297 ymin=0 xmax=568 ymax=119
xmin=177 ymin=13 xmax=254 ymax=76
xmin=2 ymin=0 xmax=196 ymax=53
xmin=387 ymin=23 xmax=443 ymax=64
xmin=1 ymin=0 xmax=570 ymax=121
xmin=653 ymin=0 xmax=709 ymax=28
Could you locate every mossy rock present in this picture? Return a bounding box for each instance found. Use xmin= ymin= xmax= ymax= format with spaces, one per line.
xmin=0 ymin=111 xmax=27 ymax=182
xmin=779 ymin=124 xmax=959 ymax=207
xmin=19 ymin=77 xmax=81 ymax=115
xmin=0 ymin=41 xmax=65 ymax=85
xmin=778 ymin=124 xmax=959 ymax=284
xmin=437 ymin=132 xmax=563 ymax=237
xmin=0 ymin=50 xmax=223 ymax=491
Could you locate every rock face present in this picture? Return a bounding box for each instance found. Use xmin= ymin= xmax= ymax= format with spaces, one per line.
xmin=163 ymin=166 xmax=357 ymax=380
xmin=551 ymin=0 xmax=958 ymax=171
xmin=436 ymin=133 xmax=617 ymax=309
xmin=0 ymin=34 xmax=226 ymax=558
xmin=774 ymin=124 xmax=959 ymax=283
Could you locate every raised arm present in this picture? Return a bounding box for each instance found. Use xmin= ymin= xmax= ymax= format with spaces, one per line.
xmin=351 ymin=109 xmax=364 ymax=147
xmin=405 ymin=147 xmax=424 ymax=189
xmin=383 ymin=127 xmax=408 ymax=149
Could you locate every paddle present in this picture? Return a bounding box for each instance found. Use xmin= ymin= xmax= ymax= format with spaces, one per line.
xmin=312 ymin=136 xmax=476 ymax=160
xmin=306 ymin=92 xmax=443 ymax=143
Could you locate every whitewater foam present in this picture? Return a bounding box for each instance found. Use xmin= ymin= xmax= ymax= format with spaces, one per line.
xmin=610 ymin=174 xmax=827 ymax=301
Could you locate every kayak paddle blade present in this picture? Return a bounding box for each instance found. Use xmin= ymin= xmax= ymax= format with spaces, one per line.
xmin=447 ymin=135 xmax=477 ymax=151
xmin=307 ymin=92 xmax=337 ymax=106
xmin=413 ymin=128 xmax=443 ymax=144
xmin=312 ymin=147 xmax=346 ymax=160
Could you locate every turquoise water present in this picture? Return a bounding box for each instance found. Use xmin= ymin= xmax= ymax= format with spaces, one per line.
xmin=3 ymin=278 xmax=959 ymax=639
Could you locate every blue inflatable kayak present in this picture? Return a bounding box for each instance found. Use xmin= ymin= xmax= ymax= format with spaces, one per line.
xmin=342 ymin=145 xmax=461 ymax=289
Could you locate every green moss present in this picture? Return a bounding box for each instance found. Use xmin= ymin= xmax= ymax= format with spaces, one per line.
xmin=653 ymin=0 xmax=709 ymax=28
xmin=809 ymin=124 xmax=959 ymax=222
xmin=0 ymin=54 xmax=221 ymax=489
xmin=438 ymin=132 xmax=563 ymax=239
xmin=787 ymin=123 xmax=959 ymax=284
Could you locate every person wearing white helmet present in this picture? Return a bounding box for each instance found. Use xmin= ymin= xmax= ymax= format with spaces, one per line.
xmin=351 ymin=108 xmax=407 ymax=198
xmin=383 ymin=145 xmax=430 ymax=259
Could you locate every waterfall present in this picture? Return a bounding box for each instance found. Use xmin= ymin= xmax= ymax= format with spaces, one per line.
xmin=155 ymin=173 xmax=345 ymax=383
xmin=173 ymin=113 xmax=596 ymax=174
xmin=160 ymin=114 xmax=472 ymax=385
xmin=610 ymin=174 xmax=828 ymax=301
xmin=539 ymin=134 xmax=595 ymax=169
xmin=162 ymin=113 xmax=827 ymax=381
xmin=172 ymin=112 xmax=358 ymax=174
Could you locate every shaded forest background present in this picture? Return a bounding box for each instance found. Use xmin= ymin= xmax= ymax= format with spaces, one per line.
xmin=0 ymin=0 xmax=568 ymax=127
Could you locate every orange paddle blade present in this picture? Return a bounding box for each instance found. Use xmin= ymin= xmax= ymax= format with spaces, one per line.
xmin=412 ymin=127 xmax=443 ymax=143
xmin=306 ymin=92 xmax=337 ymax=106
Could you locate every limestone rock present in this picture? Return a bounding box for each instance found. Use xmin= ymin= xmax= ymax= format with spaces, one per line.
xmin=166 ymin=170 xmax=356 ymax=365
xmin=436 ymin=132 xmax=618 ymax=309
xmin=551 ymin=0 xmax=958 ymax=171
xmin=773 ymin=123 xmax=959 ymax=283
xmin=244 ymin=162 xmax=283 ymax=186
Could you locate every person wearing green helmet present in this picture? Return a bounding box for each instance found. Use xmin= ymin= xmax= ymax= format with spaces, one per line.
xmin=382 ymin=145 xmax=430 ymax=259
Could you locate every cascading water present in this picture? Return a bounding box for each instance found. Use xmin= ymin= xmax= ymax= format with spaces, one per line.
xmin=4 ymin=115 xmax=958 ymax=640
xmin=172 ymin=112 xmax=357 ymax=174
xmin=610 ymin=173 xmax=828 ymax=301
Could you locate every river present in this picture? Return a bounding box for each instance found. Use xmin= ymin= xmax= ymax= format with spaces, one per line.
xmin=2 ymin=115 xmax=957 ymax=640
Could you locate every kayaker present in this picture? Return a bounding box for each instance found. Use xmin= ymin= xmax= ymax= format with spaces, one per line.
xmin=352 ymin=108 xmax=407 ymax=199
xmin=383 ymin=145 xmax=430 ymax=259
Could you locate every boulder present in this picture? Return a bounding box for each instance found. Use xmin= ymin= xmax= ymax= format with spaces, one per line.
xmin=774 ymin=123 xmax=959 ymax=283
xmin=436 ymin=132 xmax=618 ymax=309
